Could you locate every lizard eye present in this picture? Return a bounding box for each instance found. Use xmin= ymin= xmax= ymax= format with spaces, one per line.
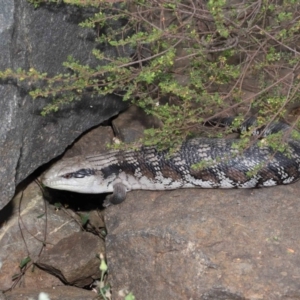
xmin=74 ymin=171 xmax=86 ymax=178
xmin=75 ymin=168 xmax=95 ymax=178
xmin=62 ymin=169 xmax=95 ymax=179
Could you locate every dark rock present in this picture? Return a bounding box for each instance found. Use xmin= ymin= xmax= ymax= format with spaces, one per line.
xmin=83 ymin=210 xmax=106 ymax=234
xmin=105 ymin=182 xmax=300 ymax=299
xmin=201 ymin=287 xmax=246 ymax=300
xmin=0 ymin=0 xmax=128 ymax=210
xmin=36 ymin=231 xmax=104 ymax=287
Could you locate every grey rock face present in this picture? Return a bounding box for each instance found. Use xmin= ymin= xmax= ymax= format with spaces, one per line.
xmin=0 ymin=0 xmax=128 ymax=210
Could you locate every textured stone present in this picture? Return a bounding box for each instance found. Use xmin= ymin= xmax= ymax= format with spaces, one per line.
xmin=105 ymin=182 xmax=300 ymax=299
xmin=36 ymin=231 xmax=104 ymax=287
xmin=0 ymin=182 xmax=81 ymax=291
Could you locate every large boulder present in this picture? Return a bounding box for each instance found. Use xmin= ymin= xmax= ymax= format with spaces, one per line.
xmin=105 ymin=184 xmax=300 ymax=299
xmin=0 ymin=0 xmax=128 ymax=210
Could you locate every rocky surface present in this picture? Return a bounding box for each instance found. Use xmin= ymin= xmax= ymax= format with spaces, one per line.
xmin=0 ymin=0 xmax=128 ymax=210
xmin=105 ymin=184 xmax=300 ymax=300
xmin=0 ymin=181 xmax=80 ymax=291
xmin=2 ymin=1 xmax=299 ymax=299
xmin=2 ymin=106 xmax=300 ymax=299
xmin=0 ymin=182 xmax=106 ymax=299
xmin=0 ymin=124 xmax=113 ymax=298
xmin=36 ymin=231 xmax=104 ymax=287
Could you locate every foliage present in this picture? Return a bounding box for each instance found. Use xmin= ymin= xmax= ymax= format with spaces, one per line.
xmin=2 ymin=0 xmax=300 ymax=149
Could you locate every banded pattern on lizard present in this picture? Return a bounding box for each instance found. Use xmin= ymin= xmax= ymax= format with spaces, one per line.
xmin=42 ymin=120 xmax=300 ymax=206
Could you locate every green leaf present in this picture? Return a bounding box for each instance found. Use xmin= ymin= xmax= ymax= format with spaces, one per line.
xmin=20 ymin=256 xmax=31 ymax=269
xmin=80 ymin=213 xmax=89 ymax=226
xmin=125 ymin=292 xmax=136 ymax=300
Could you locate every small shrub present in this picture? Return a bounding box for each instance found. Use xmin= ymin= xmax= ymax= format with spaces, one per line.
xmin=2 ymin=0 xmax=300 ymax=149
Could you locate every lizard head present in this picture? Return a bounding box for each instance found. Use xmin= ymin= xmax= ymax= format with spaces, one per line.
xmin=41 ymin=156 xmax=106 ymax=194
